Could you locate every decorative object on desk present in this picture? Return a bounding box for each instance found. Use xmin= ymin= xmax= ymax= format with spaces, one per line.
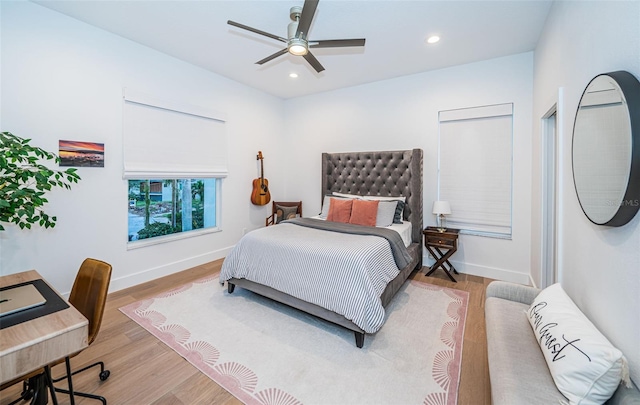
xmin=120 ymin=273 xmax=468 ymax=405
xmin=0 ymin=284 xmax=46 ymax=317
xmin=0 ymin=132 xmax=81 ymax=231
xmin=59 ymin=140 xmax=105 ymax=167
xmin=432 ymin=200 xmax=451 ymax=232
xmin=251 ymin=151 xmax=271 ymax=206
xmin=572 ymin=71 xmax=640 ymax=227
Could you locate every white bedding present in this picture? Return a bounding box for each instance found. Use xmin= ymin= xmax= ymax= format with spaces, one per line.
xmin=309 ymin=215 xmax=413 ymax=247
xmin=220 ymin=221 xmax=405 ymax=333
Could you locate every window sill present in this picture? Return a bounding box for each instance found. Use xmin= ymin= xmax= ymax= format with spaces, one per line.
xmin=459 ymin=229 xmax=512 ymax=240
xmin=127 ymin=227 xmax=221 ymax=250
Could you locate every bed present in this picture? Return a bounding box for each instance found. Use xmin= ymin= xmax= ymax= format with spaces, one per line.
xmin=221 ymin=149 xmax=423 ymax=347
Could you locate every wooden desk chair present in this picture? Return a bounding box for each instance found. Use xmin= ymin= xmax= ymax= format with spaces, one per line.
xmin=266 ymin=201 xmax=302 ymax=226
xmin=1 ymin=258 xmax=112 ymax=405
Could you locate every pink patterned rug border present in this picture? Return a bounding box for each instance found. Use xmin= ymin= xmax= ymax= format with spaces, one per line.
xmin=120 ymin=274 xmax=265 ymax=405
xmin=120 ymin=273 xmax=469 ymax=405
xmin=409 ymin=280 xmax=469 ymax=405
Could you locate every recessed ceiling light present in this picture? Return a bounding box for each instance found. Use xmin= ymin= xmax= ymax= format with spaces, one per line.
xmin=426 ymin=35 xmax=440 ymax=44
xmin=289 ymin=73 xmax=299 ymax=78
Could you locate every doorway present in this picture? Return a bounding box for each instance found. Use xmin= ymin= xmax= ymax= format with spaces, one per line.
xmin=542 ymin=107 xmax=558 ymax=287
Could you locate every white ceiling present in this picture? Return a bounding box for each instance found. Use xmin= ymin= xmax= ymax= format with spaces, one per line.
xmin=34 ymin=0 xmax=553 ymax=99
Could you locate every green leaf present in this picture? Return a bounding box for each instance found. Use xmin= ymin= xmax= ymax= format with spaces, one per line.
xmin=0 ymin=132 xmax=81 ymax=231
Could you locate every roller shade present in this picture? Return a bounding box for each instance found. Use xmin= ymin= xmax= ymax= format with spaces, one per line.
xmin=123 ymin=89 xmax=228 ymax=179
xmin=438 ymin=103 xmax=513 ymax=236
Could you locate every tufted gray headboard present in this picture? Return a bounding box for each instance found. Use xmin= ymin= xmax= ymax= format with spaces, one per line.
xmin=321 ymin=149 xmax=423 ymax=244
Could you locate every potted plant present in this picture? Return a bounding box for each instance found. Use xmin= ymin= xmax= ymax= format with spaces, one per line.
xmin=0 ymin=131 xmax=81 ymax=230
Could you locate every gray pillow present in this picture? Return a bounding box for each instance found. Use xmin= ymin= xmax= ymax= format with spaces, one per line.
xmin=393 ymin=200 xmax=405 ymax=224
xmin=375 ymin=201 xmax=398 ymax=227
xmin=276 ymin=205 xmax=299 ymax=223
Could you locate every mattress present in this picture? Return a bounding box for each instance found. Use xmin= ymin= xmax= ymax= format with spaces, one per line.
xmin=220 ymin=221 xmax=409 ymax=333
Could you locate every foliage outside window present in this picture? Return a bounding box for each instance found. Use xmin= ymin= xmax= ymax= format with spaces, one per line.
xmin=128 ymin=178 xmax=217 ymax=242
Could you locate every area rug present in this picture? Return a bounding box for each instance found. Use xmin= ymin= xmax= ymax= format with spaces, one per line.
xmin=119 ymin=274 xmax=469 ymax=405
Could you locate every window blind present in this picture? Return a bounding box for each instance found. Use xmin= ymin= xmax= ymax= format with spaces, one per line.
xmin=123 ymin=89 xmax=228 ymax=179
xmin=438 ymin=103 xmax=513 ymax=236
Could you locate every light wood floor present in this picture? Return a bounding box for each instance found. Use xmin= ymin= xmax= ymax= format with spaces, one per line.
xmin=0 ymin=260 xmax=492 ymax=405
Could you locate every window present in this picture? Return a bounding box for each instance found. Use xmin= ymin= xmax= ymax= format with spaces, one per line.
xmin=122 ymin=89 xmax=227 ymax=246
xmin=438 ymin=103 xmax=513 ymax=237
xmin=128 ymin=178 xmax=218 ymax=242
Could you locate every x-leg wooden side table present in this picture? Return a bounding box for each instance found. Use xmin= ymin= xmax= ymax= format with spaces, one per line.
xmin=423 ymin=227 xmax=460 ymax=282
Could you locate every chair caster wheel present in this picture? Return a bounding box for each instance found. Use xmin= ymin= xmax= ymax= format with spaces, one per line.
xmin=99 ymin=370 xmax=110 ymax=381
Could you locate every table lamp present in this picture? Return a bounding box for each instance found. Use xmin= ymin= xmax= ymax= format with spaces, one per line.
xmin=432 ymin=201 xmax=451 ymax=232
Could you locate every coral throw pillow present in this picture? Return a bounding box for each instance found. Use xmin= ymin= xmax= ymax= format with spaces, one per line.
xmin=327 ymin=198 xmax=353 ymax=223
xmin=349 ymin=199 xmax=379 ymax=227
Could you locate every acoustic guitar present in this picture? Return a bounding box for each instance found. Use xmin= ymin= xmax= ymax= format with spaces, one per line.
xmin=251 ymin=151 xmax=271 ymax=206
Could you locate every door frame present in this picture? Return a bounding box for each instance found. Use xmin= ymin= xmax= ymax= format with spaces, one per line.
xmin=540 ymin=88 xmax=564 ymax=287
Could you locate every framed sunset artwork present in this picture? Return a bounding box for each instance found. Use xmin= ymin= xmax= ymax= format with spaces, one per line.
xmin=59 ymin=140 xmax=105 ymax=167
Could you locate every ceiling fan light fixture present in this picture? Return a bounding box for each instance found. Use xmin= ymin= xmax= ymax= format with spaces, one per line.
xmin=288 ymin=38 xmax=308 ymax=56
xmin=228 ymin=0 xmax=366 ymax=73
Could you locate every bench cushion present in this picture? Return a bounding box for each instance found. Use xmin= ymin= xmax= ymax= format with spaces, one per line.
xmin=486 ymin=296 xmax=565 ymax=405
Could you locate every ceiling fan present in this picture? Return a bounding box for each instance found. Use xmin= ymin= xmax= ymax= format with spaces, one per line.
xmin=227 ymin=0 xmax=365 ymax=73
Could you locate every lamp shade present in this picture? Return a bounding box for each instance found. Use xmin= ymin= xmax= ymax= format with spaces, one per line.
xmin=432 ymin=201 xmax=451 ymax=215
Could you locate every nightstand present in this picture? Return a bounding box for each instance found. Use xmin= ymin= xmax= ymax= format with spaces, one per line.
xmin=423 ymin=226 xmax=460 ymax=282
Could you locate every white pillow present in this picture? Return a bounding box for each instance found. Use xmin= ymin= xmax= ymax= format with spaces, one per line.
xmin=363 ymin=195 xmax=406 ymax=223
xmin=319 ymin=195 xmax=331 ymax=219
xmin=363 ymin=195 xmax=406 ymax=202
xmin=375 ymin=200 xmax=398 ymax=227
xmin=526 ymin=283 xmax=630 ymax=405
xmin=332 ymin=192 xmax=362 ymax=199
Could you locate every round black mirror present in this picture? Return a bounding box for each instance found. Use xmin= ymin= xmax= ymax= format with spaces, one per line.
xmin=572 ymin=71 xmax=640 ymax=226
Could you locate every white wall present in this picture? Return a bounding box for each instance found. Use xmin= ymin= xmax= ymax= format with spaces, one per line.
xmin=284 ymin=53 xmax=534 ymax=284
xmin=7 ymin=0 xmax=636 ymax=384
xmin=0 ymin=1 xmax=286 ymax=293
xmin=531 ymin=0 xmax=640 ymax=383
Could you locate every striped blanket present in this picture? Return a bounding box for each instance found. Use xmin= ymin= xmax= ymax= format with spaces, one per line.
xmin=220 ymin=220 xmax=409 ymax=333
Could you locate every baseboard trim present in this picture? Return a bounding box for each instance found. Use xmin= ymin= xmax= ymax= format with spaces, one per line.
xmin=112 ymin=249 xmax=531 ymax=294
xmin=109 ymin=246 xmax=233 ymax=293
xmin=423 ymin=255 xmax=530 ymax=285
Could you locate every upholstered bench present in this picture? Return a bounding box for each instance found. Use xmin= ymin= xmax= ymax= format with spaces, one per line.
xmin=485 ymin=281 xmax=640 ymax=405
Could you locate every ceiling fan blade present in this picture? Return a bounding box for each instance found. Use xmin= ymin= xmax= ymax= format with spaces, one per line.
xmin=256 ymin=48 xmax=289 ymax=65
xmin=303 ymin=51 xmax=325 ymax=73
xmin=296 ymin=0 xmax=319 ymax=39
xmin=310 ymin=38 xmax=366 ymax=48
xmin=227 ymin=20 xmax=286 ymax=43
